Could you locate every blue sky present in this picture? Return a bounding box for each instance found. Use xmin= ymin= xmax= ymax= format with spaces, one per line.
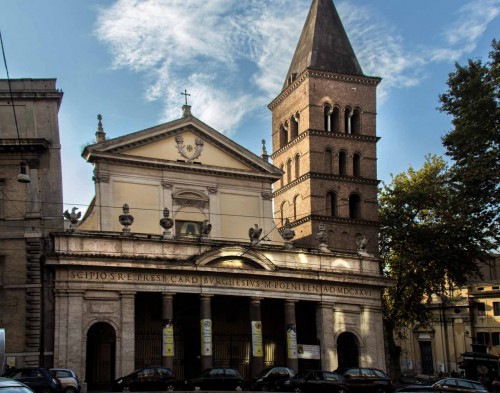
xmin=1 ymin=0 xmax=499 ymax=213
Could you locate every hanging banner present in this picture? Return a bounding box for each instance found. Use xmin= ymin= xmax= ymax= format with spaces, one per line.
xmin=162 ymin=320 xmax=174 ymax=357
xmin=251 ymin=321 xmax=263 ymax=357
xmin=201 ymin=319 xmax=212 ymax=356
xmin=286 ymin=324 xmax=298 ymax=359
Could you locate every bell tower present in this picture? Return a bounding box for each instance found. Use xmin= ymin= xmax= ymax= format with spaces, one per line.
xmin=269 ymin=0 xmax=381 ymax=254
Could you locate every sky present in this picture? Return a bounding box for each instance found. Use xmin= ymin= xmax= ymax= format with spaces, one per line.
xmin=1 ymin=0 xmax=499 ymax=213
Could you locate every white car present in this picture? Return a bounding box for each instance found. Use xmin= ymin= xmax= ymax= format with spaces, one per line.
xmin=49 ymin=370 xmax=80 ymax=393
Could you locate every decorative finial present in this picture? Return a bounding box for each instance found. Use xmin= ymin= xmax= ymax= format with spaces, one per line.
xmin=181 ymin=90 xmax=192 ymax=118
xmin=316 ymin=223 xmax=331 ymax=253
xmin=160 ymin=207 xmax=174 ymax=239
xmin=281 ymin=218 xmax=295 ymax=250
xmin=249 ymin=224 xmax=263 ymax=245
xmin=95 ymin=114 xmax=106 ymax=143
xmin=261 ymin=139 xmax=269 ymax=162
xmin=119 ymin=204 xmax=134 ymax=236
xmin=63 ymin=207 xmax=82 ymax=230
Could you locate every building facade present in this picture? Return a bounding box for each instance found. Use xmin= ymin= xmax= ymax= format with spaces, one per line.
xmin=1 ymin=0 xmax=391 ymax=390
xmin=0 ymin=79 xmax=64 ymax=367
xmin=398 ymin=256 xmax=500 ymax=381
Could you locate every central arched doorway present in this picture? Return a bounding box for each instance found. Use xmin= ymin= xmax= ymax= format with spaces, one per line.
xmin=337 ymin=332 xmax=359 ymax=368
xmin=86 ymin=322 xmax=116 ymax=390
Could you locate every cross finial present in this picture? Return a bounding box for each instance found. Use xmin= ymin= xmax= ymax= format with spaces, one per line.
xmin=181 ymin=89 xmax=191 ymax=106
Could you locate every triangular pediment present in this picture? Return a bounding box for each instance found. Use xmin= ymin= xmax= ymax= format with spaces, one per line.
xmin=83 ymin=114 xmax=281 ymax=179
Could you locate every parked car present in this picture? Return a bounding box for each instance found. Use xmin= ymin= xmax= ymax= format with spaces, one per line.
xmin=49 ymin=369 xmax=80 ymax=393
xmin=251 ymin=367 xmax=295 ymax=391
xmin=0 ymin=377 xmax=34 ymax=393
xmin=335 ymin=367 xmax=393 ymax=393
xmin=433 ymin=378 xmax=488 ymax=393
xmin=275 ymin=370 xmax=348 ymax=393
xmin=186 ymin=368 xmax=246 ymax=391
xmin=111 ymin=367 xmax=176 ymax=392
xmin=5 ymin=368 xmax=62 ymax=393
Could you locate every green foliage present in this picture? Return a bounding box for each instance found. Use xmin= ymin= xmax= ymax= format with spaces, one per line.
xmin=380 ymin=156 xmax=483 ymax=339
xmin=439 ymin=39 xmax=500 ymax=246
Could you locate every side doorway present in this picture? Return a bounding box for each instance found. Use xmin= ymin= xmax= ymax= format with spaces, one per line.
xmin=86 ymin=322 xmax=116 ymax=390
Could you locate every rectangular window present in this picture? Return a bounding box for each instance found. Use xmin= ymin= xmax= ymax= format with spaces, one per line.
xmin=494 ymin=302 xmax=500 ymax=316
xmin=477 ymin=332 xmax=490 ymax=345
xmin=477 ymin=302 xmax=486 ymax=316
xmin=492 ymin=333 xmax=500 ymax=346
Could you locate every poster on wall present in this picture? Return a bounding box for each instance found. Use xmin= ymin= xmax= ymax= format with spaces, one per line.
xmin=201 ymin=319 xmax=212 ymax=356
xmin=286 ymin=324 xmax=298 ymax=359
xmin=162 ymin=320 xmax=174 ymax=357
xmin=251 ymin=321 xmax=263 ymax=357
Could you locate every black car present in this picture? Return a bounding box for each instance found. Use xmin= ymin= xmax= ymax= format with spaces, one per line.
xmin=0 ymin=377 xmax=34 ymax=393
xmin=5 ymin=368 xmax=62 ymax=393
xmin=251 ymin=367 xmax=295 ymax=391
xmin=111 ymin=367 xmax=176 ymax=392
xmin=186 ymin=368 xmax=246 ymax=391
xmin=335 ymin=367 xmax=393 ymax=393
xmin=275 ymin=370 xmax=348 ymax=393
xmin=433 ymin=378 xmax=488 ymax=392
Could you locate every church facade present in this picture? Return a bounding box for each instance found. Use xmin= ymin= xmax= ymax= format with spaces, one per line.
xmin=1 ymin=0 xmax=389 ymax=389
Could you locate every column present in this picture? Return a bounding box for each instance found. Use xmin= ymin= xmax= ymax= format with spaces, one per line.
xmin=200 ymin=295 xmax=213 ymax=370
xmin=250 ymin=298 xmax=263 ymax=377
xmin=316 ymin=302 xmax=335 ymax=371
xmin=120 ymin=291 xmax=136 ymax=378
xmin=162 ymin=293 xmax=175 ymax=369
xmin=361 ymin=305 xmax=385 ymax=370
xmin=284 ymin=300 xmax=298 ymax=372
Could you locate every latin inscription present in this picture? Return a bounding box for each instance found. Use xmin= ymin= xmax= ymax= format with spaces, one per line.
xmin=69 ymin=271 xmax=374 ymax=298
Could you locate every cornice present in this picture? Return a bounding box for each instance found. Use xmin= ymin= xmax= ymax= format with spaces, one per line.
xmin=273 ymin=172 xmax=379 ymax=197
xmin=268 ymin=69 xmax=381 ymax=110
xmin=89 ymin=152 xmax=281 ymax=182
xmin=293 ymin=214 xmax=379 ymax=228
xmin=0 ymin=138 xmax=51 ymax=154
xmin=271 ymin=129 xmax=379 ymax=159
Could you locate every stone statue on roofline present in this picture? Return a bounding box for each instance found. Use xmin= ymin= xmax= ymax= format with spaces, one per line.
xmin=316 ymin=223 xmax=332 ymax=253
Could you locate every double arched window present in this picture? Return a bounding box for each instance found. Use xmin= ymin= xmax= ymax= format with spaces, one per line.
xmin=324 ymin=105 xmax=340 ymax=132
xmin=326 ymin=191 xmax=338 ymax=217
xmin=349 ymin=194 xmax=361 ymax=219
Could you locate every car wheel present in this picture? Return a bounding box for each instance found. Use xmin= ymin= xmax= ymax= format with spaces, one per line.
xmin=64 ymin=388 xmax=77 ymax=393
xmin=375 ymin=389 xmax=384 ymax=393
xmin=236 ymin=385 xmax=243 ymax=391
xmin=41 ymin=389 xmax=52 ymax=393
xmin=294 ymin=388 xmax=302 ymax=393
xmin=167 ymin=384 xmax=175 ymax=392
xmin=338 ymin=389 xmax=347 ymax=393
xmin=260 ymin=384 xmax=268 ymax=391
xmin=123 ymin=387 xmax=130 ymax=392
xmin=194 ymin=386 xmax=201 ymax=391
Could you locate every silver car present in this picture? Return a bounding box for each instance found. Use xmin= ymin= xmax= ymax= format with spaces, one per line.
xmin=49 ymin=370 xmax=80 ymax=393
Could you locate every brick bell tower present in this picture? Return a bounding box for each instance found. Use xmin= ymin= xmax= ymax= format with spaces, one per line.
xmin=269 ymin=0 xmax=381 ymax=254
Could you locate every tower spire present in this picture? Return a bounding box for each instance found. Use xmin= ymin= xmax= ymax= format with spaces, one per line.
xmin=283 ymin=0 xmax=363 ymax=90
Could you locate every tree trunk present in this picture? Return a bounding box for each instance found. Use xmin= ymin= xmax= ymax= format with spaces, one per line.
xmin=385 ymin=319 xmax=402 ymax=379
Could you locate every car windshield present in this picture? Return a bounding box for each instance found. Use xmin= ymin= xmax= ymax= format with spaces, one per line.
xmin=258 ymin=368 xmax=273 ymax=377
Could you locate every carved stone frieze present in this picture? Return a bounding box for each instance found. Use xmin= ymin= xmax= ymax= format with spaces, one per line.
xmin=161 ymin=181 xmax=174 ymax=189
xmin=261 ymin=191 xmax=273 ymax=200
xmin=175 ymin=135 xmax=204 ymax=163
xmin=207 ymin=186 xmax=218 ymax=194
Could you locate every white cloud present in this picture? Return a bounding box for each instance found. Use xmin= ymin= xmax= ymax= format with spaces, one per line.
xmin=95 ymin=0 xmax=499 ymax=132
xmin=431 ymin=0 xmax=500 ymax=62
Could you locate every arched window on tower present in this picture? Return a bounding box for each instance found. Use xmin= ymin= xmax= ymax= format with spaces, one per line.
xmin=344 ymin=107 xmax=352 ymax=134
xmin=280 ymin=124 xmax=288 ymax=148
xmin=332 ymin=106 xmax=340 ymax=133
xmin=353 ymin=153 xmax=361 ymax=177
xmin=290 ymin=115 xmax=299 ymax=140
xmin=293 ymin=195 xmax=299 ymax=221
xmin=339 ymin=151 xmax=347 ymax=176
xmin=295 ymin=153 xmax=300 ymax=179
xmin=352 ymin=108 xmax=361 ymax=134
xmin=280 ymin=201 xmax=286 ymax=226
xmin=324 ymin=105 xmax=332 ymax=131
xmin=280 ymin=164 xmax=284 ymax=188
xmin=349 ymin=194 xmax=361 ymax=219
xmin=287 ymin=158 xmax=292 ymax=184
xmin=326 ymin=191 xmax=337 ymax=217
xmin=325 ymin=149 xmax=333 ymax=173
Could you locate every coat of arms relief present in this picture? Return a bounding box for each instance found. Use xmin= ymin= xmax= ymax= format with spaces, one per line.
xmin=175 ymin=135 xmax=204 ymax=163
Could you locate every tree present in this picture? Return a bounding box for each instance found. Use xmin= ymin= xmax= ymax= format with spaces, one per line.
xmin=439 ymin=39 xmax=500 ymax=246
xmin=380 ymin=156 xmax=483 ymax=378
xmin=381 ymin=41 xmax=500 ymax=377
